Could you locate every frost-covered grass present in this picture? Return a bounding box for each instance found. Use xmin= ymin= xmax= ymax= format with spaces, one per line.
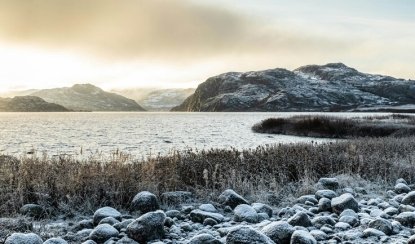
xmin=1 ymin=136 xmax=415 ymax=216
xmin=252 ymin=114 xmax=415 ymax=138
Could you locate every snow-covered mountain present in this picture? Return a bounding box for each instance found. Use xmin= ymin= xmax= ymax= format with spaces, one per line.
xmin=172 ymin=63 xmax=415 ymax=112
xmin=0 ymin=96 xmax=69 ymax=112
xmin=32 ymin=84 xmax=145 ymax=111
xmin=114 ymin=88 xmax=195 ymax=111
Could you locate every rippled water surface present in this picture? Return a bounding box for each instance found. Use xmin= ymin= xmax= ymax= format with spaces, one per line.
xmin=0 ymin=112 xmax=385 ymax=158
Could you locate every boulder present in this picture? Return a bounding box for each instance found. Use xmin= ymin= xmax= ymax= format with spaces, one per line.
xmin=258 ymin=213 xmax=270 ymax=222
xmin=203 ymin=218 xmax=218 ymax=226
xmin=126 ymin=210 xmax=166 ymax=243
xmin=262 ymin=221 xmax=294 ymax=244
xmin=89 ymin=224 xmax=119 ymax=243
xmin=188 ymin=233 xmax=222 ymax=244
xmin=401 ymin=191 xmax=415 ymax=206
xmin=93 ymin=207 xmax=122 ymax=225
xmin=234 ymin=204 xmax=259 ymax=223
xmin=368 ymin=218 xmax=392 ymax=235
xmin=396 ymin=178 xmax=408 ymax=185
xmin=339 ymin=215 xmax=359 ymax=227
xmin=369 ymin=209 xmax=384 ymax=218
xmin=395 ymin=212 xmax=415 ymax=227
xmin=315 ymin=190 xmax=337 ymax=200
xmin=181 ymin=205 xmax=195 ymax=214
xmin=408 ymin=234 xmax=415 ymax=244
xmin=287 ymin=212 xmax=312 ymax=227
xmin=113 ymin=219 xmax=134 ymax=231
xmin=218 ymin=189 xmax=249 ymax=209
xmin=290 ymin=230 xmax=317 ymax=244
xmin=226 ymin=226 xmax=275 ymax=244
xmin=116 ymin=237 xmax=139 ymax=244
xmin=399 ymin=204 xmax=415 ymax=212
xmin=98 ymin=217 xmax=120 ymax=226
xmin=166 ymin=210 xmax=182 ymax=219
xmin=309 ymin=230 xmax=328 ymax=241
xmin=296 ymin=195 xmax=318 ymax=205
xmin=43 ymin=238 xmax=68 ymax=244
xmin=164 ymin=217 xmax=174 ymax=227
xmin=19 ymin=204 xmax=46 ymax=219
xmin=384 ymin=207 xmax=399 ymax=216
xmin=317 ymin=178 xmax=339 ymax=190
xmin=334 ymin=222 xmax=351 ymax=231
xmin=131 ymin=191 xmax=159 ymax=213
xmin=394 ymin=183 xmax=411 ymax=194
xmin=252 ymin=203 xmax=273 ymax=217
xmin=331 ymin=193 xmax=358 ymax=214
xmin=5 ymin=233 xmax=43 ymax=244
xmin=340 ymin=209 xmax=358 ymax=218
xmin=199 ymin=203 xmax=217 ymax=213
xmin=161 ymin=191 xmax=193 ymax=206
xmin=363 ymin=228 xmax=386 ymax=237
xmin=311 ymin=216 xmax=336 ymax=228
xmin=318 ymin=198 xmax=331 ymax=212
xmin=190 ymin=209 xmax=224 ymax=223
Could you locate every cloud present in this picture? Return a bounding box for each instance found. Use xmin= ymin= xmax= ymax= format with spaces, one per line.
xmin=0 ymin=0 xmax=255 ymax=60
xmin=0 ymin=0 xmax=353 ymax=62
xmin=0 ymin=0 xmax=413 ymax=88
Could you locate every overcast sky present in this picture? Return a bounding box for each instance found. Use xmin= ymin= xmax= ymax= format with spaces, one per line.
xmin=0 ymin=0 xmax=414 ymax=92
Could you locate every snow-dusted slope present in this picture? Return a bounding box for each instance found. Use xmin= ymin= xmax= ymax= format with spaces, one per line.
xmin=114 ymin=88 xmax=195 ymax=111
xmin=172 ymin=63 xmax=415 ymax=112
xmin=137 ymin=88 xmax=195 ymax=111
xmin=32 ymin=84 xmax=145 ymax=111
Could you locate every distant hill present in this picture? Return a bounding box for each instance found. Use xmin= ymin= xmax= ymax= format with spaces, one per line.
xmin=32 ymin=84 xmax=145 ymax=111
xmin=114 ymin=88 xmax=195 ymax=111
xmin=0 ymin=96 xmax=69 ymax=112
xmin=172 ymin=63 xmax=415 ymax=112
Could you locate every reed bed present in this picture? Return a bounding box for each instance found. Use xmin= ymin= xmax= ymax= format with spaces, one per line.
xmin=252 ymin=114 xmax=415 ymax=138
xmin=1 ymin=136 xmax=415 ymax=216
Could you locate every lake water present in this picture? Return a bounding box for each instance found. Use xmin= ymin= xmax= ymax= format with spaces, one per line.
xmin=0 ymin=112 xmax=388 ymax=158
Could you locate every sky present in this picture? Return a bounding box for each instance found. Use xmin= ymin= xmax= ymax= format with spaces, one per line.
xmin=0 ymin=0 xmax=414 ymax=93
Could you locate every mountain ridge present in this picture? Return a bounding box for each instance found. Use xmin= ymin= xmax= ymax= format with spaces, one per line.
xmin=172 ymin=63 xmax=415 ymax=112
xmin=32 ymin=84 xmax=146 ymax=111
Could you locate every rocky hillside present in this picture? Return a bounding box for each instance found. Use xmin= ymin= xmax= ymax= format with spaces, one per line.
xmin=0 ymin=96 xmax=69 ymax=112
xmin=3 ymin=177 xmax=415 ymax=243
xmin=32 ymin=84 xmax=145 ymax=111
xmin=172 ymin=63 xmax=415 ymax=112
xmin=114 ymin=88 xmax=195 ymax=111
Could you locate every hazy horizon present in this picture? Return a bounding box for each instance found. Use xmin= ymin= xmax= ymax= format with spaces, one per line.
xmin=0 ymin=0 xmax=414 ymax=93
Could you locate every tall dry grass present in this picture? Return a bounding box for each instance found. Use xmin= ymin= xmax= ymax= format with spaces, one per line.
xmin=1 ymin=136 xmax=415 ymax=216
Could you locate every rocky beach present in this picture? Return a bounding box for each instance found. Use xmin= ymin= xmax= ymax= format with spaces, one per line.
xmin=3 ymin=176 xmax=415 ymax=243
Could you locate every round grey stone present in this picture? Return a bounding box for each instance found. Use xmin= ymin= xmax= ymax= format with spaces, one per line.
xmin=89 ymin=224 xmax=119 ymax=243
xmin=93 ymin=207 xmax=122 ymax=225
xmin=262 ymin=221 xmax=294 ymax=244
xmin=126 ymin=210 xmax=166 ymax=243
xmin=227 ymin=226 xmax=274 ymax=244
xmin=5 ymin=233 xmax=43 ymax=244
xmin=131 ymin=191 xmax=159 ymax=214
xmin=234 ymin=204 xmax=259 ymax=223
xmin=290 ymin=230 xmax=317 ymax=244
